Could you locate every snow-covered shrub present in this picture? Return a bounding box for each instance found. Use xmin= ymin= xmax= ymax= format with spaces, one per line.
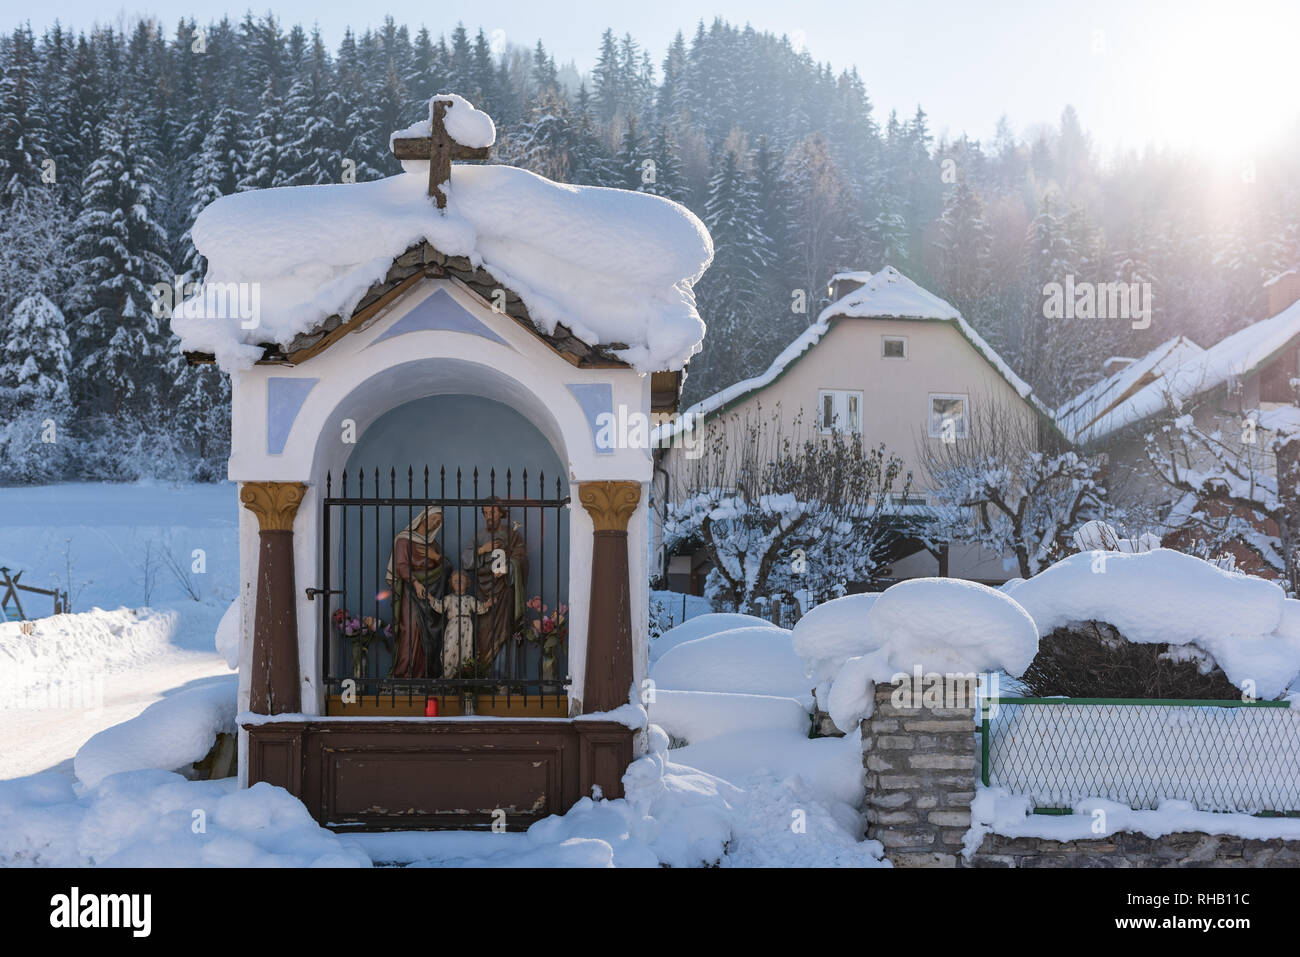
xmin=1009 ymin=548 xmax=1300 ymax=699
xmin=664 ymin=407 xmax=911 ymax=612
xmin=74 ymin=676 xmax=237 ymax=787
xmin=0 ymin=409 xmax=72 ymax=484
xmin=1018 ymin=621 xmax=1241 ymax=699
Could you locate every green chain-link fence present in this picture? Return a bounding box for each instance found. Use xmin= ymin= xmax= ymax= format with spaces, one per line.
xmin=980 ymin=697 xmax=1300 ymax=814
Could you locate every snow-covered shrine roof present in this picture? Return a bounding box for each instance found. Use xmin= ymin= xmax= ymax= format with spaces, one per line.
xmin=1057 ymin=297 xmax=1300 ymax=445
xmin=173 ymin=94 xmax=713 ymax=387
xmin=657 ymin=266 xmax=1053 ymax=439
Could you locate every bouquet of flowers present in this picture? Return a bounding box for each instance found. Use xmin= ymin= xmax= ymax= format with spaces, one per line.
xmin=515 ymin=596 xmax=569 ymax=680
xmin=333 ymin=608 xmax=394 ymax=678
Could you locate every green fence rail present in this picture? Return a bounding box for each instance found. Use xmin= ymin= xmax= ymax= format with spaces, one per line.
xmin=980 ymin=696 xmax=1300 ymax=814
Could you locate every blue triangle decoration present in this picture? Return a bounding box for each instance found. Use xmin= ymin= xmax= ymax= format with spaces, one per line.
xmin=370 ymin=287 xmax=510 ymax=348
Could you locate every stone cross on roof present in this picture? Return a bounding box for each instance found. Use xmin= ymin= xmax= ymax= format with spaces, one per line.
xmin=390 ymin=98 xmax=491 ymax=209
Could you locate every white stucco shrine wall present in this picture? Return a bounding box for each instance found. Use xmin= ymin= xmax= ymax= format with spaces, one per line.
xmin=229 ymin=278 xmax=654 ymax=784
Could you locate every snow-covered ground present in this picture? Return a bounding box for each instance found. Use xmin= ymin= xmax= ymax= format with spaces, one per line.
xmin=0 ymin=483 xmax=238 ymax=781
xmin=7 ymin=485 xmax=1296 ymax=868
xmin=0 ymin=484 xmax=882 ymax=867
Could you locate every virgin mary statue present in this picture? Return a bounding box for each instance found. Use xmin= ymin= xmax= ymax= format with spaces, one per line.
xmin=386 ymin=506 xmax=448 ymax=679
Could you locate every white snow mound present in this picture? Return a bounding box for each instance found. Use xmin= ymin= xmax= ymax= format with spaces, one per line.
xmin=648 ymin=689 xmax=811 ymax=744
xmin=813 ymin=579 xmax=1038 ymax=732
xmin=650 ymin=625 xmax=812 ymax=707
xmin=651 ymin=612 xmax=775 ymax=662
xmin=1010 ymin=549 xmax=1299 ymax=697
xmin=74 ymin=676 xmax=237 ymax=787
xmin=214 ymin=597 xmax=240 ymax=669
xmin=389 ymin=92 xmax=496 ymax=150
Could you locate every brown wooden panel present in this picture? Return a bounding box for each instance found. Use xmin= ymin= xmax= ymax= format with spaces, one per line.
xmin=247 ymin=729 xmax=303 ymax=797
xmin=320 ymin=745 xmax=563 ymax=824
xmin=244 ymin=719 xmax=635 ymax=830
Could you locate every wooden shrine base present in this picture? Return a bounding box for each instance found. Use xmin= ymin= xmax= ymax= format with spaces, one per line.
xmin=244 ymin=716 xmax=634 ymax=831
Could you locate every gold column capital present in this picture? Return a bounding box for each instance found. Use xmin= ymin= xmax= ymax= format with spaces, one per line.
xmin=240 ymin=481 xmax=307 ymax=531
xmin=578 ymin=480 xmax=641 ymax=532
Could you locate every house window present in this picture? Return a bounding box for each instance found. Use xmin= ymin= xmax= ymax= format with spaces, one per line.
xmin=882 ymin=335 xmax=908 ymax=359
xmin=928 ymin=393 xmax=969 ymax=440
xmin=818 ymin=389 xmax=863 ymax=433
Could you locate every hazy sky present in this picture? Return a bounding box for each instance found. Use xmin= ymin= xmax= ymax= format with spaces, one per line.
xmin=20 ymin=0 xmax=1300 ymax=162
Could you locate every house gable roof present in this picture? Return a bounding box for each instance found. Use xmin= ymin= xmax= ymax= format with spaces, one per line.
xmin=657 ymin=266 xmax=1054 ymax=439
xmin=1054 ymin=335 xmax=1204 ymax=444
xmin=1059 ymin=297 xmax=1300 ymax=444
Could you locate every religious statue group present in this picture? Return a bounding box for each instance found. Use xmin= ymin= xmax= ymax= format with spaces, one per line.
xmin=384 ymin=502 xmax=528 ymax=680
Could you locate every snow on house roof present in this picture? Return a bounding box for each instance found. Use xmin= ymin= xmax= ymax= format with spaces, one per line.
xmin=1063 ymin=298 xmax=1300 ymax=444
xmin=172 ymin=98 xmax=713 ymax=374
xmin=656 ymin=266 xmax=1051 ymax=441
xmin=1054 ymin=335 xmax=1204 ymax=443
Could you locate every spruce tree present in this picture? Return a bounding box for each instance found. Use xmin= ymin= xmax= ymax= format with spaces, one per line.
xmin=68 ymin=107 xmax=171 ymax=418
xmin=182 ymin=103 xmax=248 ymax=277
xmin=0 ymin=294 xmax=72 ymax=482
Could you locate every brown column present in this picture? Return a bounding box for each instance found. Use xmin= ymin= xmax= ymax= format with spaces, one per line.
xmin=241 ymin=481 xmax=307 ymax=715
xmin=578 ymin=481 xmax=641 ymax=713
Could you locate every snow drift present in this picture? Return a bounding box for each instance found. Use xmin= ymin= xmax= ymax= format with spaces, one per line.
xmin=74 ymin=675 xmax=238 ymax=787
xmin=796 ymin=579 xmax=1039 ymax=732
xmin=650 ymin=625 xmax=813 ymax=707
xmin=650 ymin=612 xmax=776 ymax=662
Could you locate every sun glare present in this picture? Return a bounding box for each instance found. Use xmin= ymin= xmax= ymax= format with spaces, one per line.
xmin=1135 ymin=4 xmax=1299 ymax=160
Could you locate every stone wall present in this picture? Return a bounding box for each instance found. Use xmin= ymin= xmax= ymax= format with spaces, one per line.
xmin=970 ymin=832 xmax=1300 ymax=867
xmin=862 ymin=683 xmax=977 ymax=867
xmin=858 ymin=678 xmax=1300 ymax=868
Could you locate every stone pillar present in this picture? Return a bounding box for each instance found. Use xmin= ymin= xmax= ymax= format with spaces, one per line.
xmin=862 ymin=680 xmax=977 ymax=867
xmin=577 ymin=480 xmax=640 ymax=713
xmin=240 ymin=481 xmax=307 ymax=715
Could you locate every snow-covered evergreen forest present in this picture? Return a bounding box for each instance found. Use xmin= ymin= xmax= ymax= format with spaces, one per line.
xmin=0 ymin=14 xmax=1297 ymax=483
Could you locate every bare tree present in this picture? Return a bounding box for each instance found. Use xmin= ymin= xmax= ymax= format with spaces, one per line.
xmin=161 ymin=542 xmax=202 ymax=601
xmin=665 ymin=406 xmax=912 ymax=611
xmin=137 ymin=539 xmax=160 ymax=606
xmin=919 ymin=399 xmax=1104 ymax=578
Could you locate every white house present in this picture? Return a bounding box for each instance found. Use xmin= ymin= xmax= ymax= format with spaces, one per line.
xmin=654 ymin=266 xmax=1057 ymax=591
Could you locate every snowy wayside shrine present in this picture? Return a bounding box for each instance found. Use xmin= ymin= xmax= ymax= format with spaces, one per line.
xmin=174 ymin=94 xmax=714 ymax=828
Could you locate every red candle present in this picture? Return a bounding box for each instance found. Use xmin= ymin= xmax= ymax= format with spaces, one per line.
xmin=424 ymin=698 xmax=439 ymax=717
